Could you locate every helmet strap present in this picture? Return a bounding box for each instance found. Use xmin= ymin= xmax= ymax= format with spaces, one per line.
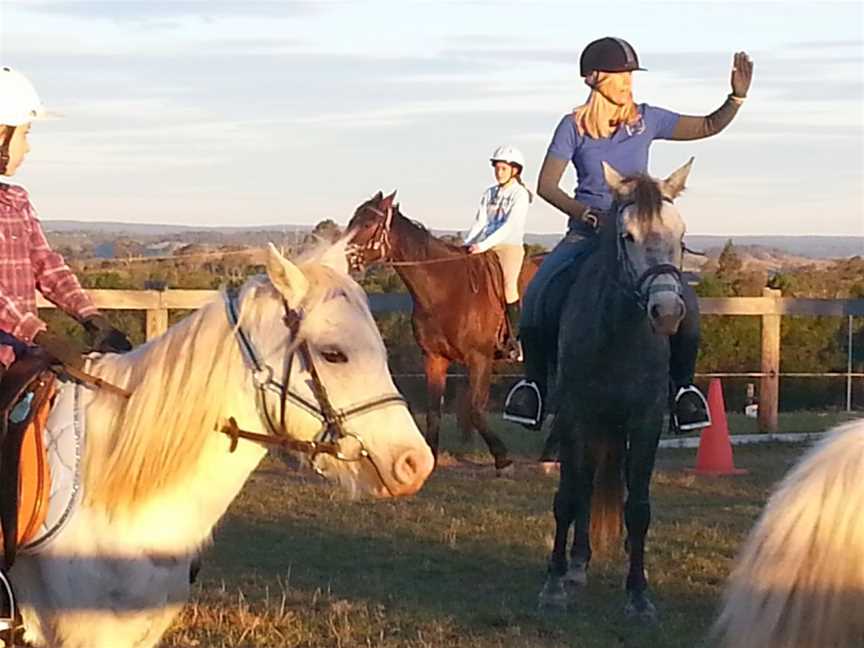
xmin=0 ymin=127 xmax=14 ymax=176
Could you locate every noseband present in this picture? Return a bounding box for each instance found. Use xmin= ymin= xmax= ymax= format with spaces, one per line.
xmin=614 ymin=198 xmax=683 ymax=310
xmin=222 ymin=288 xmax=407 ymax=493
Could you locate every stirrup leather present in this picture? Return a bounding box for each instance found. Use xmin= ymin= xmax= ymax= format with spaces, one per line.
xmin=502 ymin=379 xmax=543 ymax=426
xmin=674 ymin=385 xmax=712 ymax=431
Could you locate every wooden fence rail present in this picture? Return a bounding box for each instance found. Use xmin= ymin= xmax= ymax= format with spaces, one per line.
xmin=37 ymin=289 xmax=864 ymax=433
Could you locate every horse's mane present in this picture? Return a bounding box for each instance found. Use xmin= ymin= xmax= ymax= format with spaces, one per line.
xmin=622 ymin=174 xmax=664 ymax=225
xmin=387 ymin=204 xmax=465 ymax=259
xmin=82 ymin=241 xmax=369 ymax=514
xmin=712 ymin=419 xmax=864 ymax=648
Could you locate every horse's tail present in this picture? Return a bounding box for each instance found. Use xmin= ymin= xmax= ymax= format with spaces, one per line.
xmin=590 ymin=436 xmax=625 ymax=556
xmin=712 ymin=419 xmax=864 ymax=648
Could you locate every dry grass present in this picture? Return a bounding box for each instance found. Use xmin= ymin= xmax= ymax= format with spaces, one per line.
xmin=160 ymin=414 xmax=858 ymax=647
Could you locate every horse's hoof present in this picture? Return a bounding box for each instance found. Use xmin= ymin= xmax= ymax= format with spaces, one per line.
xmin=624 ymin=591 xmax=658 ymax=624
xmin=538 ymin=577 xmax=569 ymax=610
xmin=495 ymin=460 xmax=514 ymax=477
xmin=562 ymin=562 xmax=588 ymax=588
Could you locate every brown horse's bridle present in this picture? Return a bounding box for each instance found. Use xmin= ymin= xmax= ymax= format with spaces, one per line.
xmin=347 ymin=203 xmax=394 ymax=271
xmin=222 ymin=288 xmax=406 ymax=494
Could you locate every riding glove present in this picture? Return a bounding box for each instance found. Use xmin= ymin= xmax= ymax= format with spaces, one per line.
xmin=83 ymin=315 xmax=133 ymax=353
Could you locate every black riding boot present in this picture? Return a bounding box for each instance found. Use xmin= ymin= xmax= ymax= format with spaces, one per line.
xmin=670 ymin=285 xmax=710 ymax=432
xmin=504 ymin=302 xmax=522 ymax=361
xmin=503 ymin=326 xmax=547 ymax=430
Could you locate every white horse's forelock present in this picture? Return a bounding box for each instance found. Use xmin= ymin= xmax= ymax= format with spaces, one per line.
xmin=713 ymin=418 xmax=864 ymax=648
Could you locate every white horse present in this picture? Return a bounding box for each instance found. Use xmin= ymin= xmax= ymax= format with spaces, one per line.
xmin=10 ymin=241 xmax=434 ymax=648
xmin=712 ymin=418 xmax=864 ymax=648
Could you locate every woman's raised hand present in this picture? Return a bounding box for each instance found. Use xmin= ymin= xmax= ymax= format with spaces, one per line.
xmin=730 ymin=51 xmax=753 ymax=98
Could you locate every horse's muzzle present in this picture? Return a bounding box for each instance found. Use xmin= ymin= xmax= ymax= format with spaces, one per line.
xmin=386 ymin=446 xmax=434 ymax=496
xmin=648 ymin=295 xmax=686 ymax=336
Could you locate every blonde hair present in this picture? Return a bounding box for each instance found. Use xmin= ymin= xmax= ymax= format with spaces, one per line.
xmin=572 ymin=72 xmax=639 ymax=139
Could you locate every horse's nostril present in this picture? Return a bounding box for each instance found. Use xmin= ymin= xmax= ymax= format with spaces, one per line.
xmin=394 ymin=450 xmax=419 ymax=485
xmin=392 ymin=448 xmax=433 ymax=494
xmin=650 ymin=304 xmax=661 ymax=319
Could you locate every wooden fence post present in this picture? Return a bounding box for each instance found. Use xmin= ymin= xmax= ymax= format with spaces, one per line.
xmin=759 ymin=287 xmax=781 ymax=433
xmin=145 ymin=292 xmax=169 ymax=341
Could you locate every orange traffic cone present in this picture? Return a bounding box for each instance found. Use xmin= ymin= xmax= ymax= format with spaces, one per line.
xmin=689 ymin=379 xmax=747 ymax=475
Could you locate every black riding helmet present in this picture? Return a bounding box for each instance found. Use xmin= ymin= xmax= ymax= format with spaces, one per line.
xmin=580 ymin=37 xmax=645 ymax=77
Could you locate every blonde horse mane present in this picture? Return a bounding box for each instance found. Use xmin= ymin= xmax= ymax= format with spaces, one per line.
xmin=712 ymin=419 xmax=864 ymax=648
xmin=82 ymin=240 xmax=371 ymax=515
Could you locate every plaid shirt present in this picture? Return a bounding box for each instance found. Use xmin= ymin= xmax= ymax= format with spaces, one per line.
xmin=0 ymin=184 xmax=97 ymax=366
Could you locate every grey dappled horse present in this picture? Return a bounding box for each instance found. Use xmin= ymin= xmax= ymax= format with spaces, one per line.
xmin=539 ymin=159 xmax=694 ymax=622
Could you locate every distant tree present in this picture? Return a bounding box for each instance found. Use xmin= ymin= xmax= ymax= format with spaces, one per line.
xmin=310 ymin=219 xmax=342 ymax=243
xmin=717 ymin=239 xmax=743 ymax=279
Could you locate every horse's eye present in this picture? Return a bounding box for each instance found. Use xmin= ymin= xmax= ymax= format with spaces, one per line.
xmin=622 ymin=232 xmax=635 ymax=243
xmin=321 ymin=349 xmax=348 ymax=364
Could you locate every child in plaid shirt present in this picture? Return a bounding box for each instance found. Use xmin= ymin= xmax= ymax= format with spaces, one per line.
xmin=0 ymin=67 xmax=131 ymax=369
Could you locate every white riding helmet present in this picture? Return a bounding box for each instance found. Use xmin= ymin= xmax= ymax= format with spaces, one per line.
xmin=0 ymin=67 xmax=49 ymax=126
xmin=490 ymin=145 xmax=525 ymax=169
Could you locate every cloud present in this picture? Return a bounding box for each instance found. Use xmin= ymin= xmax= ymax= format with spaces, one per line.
xmin=788 ymin=39 xmax=864 ymax=50
xmin=6 ymin=0 xmax=324 ymax=21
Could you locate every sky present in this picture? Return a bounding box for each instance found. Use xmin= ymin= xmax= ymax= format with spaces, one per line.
xmin=0 ymin=0 xmax=862 ymax=237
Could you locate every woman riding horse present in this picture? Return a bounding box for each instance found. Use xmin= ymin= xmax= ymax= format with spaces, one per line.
xmin=503 ymin=37 xmax=754 ymax=432
xmin=463 ymin=145 xmax=533 ymax=359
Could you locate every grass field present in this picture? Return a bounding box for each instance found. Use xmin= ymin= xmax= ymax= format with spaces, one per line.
xmin=162 ymin=412 xmax=860 ymax=648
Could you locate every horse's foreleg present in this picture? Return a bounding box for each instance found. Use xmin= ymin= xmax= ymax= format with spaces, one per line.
xmin=568 ymin=440 xmax=595 ymax=583
xmin=465 ymin=354 xmax=509 ymax=470
xmin=540 ymin=427 xmax=577 ymax=609
xmin=623 ymin=415 xmax=663 ymax=622
xmin=424 ymin=354 xmax=449 ymax=461
xmin=547 ymin=415 xmax=579 ymax=573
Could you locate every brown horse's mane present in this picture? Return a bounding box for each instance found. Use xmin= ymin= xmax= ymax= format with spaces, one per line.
xmin=388 ymin=203 xmax=466 ymax=260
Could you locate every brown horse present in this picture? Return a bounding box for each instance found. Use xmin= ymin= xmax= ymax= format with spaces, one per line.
xmin=346 ymin=191 xmax=540 ymax=472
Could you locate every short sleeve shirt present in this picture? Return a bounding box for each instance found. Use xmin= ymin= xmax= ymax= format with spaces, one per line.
xmin=547 ymin=103 xmax=680 ymax=213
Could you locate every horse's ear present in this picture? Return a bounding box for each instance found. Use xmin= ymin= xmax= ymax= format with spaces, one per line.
xmin=663 ymin=157 xmax=694 ymax=199
xmin=602 ymin=162 xmax=629 ymax=196
xmin=265 ymin=243 xmax=309 ymax=308
xmin=373 ymin=190 xmax=383 ymax=202
xmin=381 ymin=190 xmax=397 ymax=210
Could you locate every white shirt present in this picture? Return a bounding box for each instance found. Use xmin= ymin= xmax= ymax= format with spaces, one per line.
xmin=463 ymin=181 xmax=530 ymax=253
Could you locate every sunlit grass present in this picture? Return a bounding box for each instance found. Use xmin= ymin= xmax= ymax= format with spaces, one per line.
xmin=161 ymin=413 xmax=857 ymax=647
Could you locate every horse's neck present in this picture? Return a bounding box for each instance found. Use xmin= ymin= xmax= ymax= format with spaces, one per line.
xmin=573 ymin=243 xmax=647 ymax=351
xmin=111 ymin=426 xmax=268 ymax=552
xmin=81 ymin=316 xmax=271 ymax=552
xmin=389 ymin=214 xmax=463 ymax=304
xmin=389 ymin=213 xmax=457 ymax=262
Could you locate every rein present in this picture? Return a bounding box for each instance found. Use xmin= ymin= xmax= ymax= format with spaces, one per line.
xmin=221 ymin=288 xmax=407 ymax=494
xmin=348 ymin=203 xmax=484 ymax=271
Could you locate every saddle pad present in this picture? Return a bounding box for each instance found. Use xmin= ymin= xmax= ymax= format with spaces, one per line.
xmin=21 ymin=381 xmax=84 ymax=552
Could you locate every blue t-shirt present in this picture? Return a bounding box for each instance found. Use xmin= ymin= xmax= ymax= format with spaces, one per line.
xmin=547 ymin=103 xmax=680 ymax=216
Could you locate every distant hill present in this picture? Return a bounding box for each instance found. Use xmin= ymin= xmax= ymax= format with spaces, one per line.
xmin=40 ymin=220 xmax=862 ymax=261
xmin=41 ymin=220 xmax=314 ymax=236
xmin=522 ymin=234 xmax=862 ymax=260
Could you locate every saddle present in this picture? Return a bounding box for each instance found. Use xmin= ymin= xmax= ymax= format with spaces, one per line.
xmin=0 ymin=353 xmax=56 ymax=647
xmin=0 ymin=353 xmax=56 ymax=566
